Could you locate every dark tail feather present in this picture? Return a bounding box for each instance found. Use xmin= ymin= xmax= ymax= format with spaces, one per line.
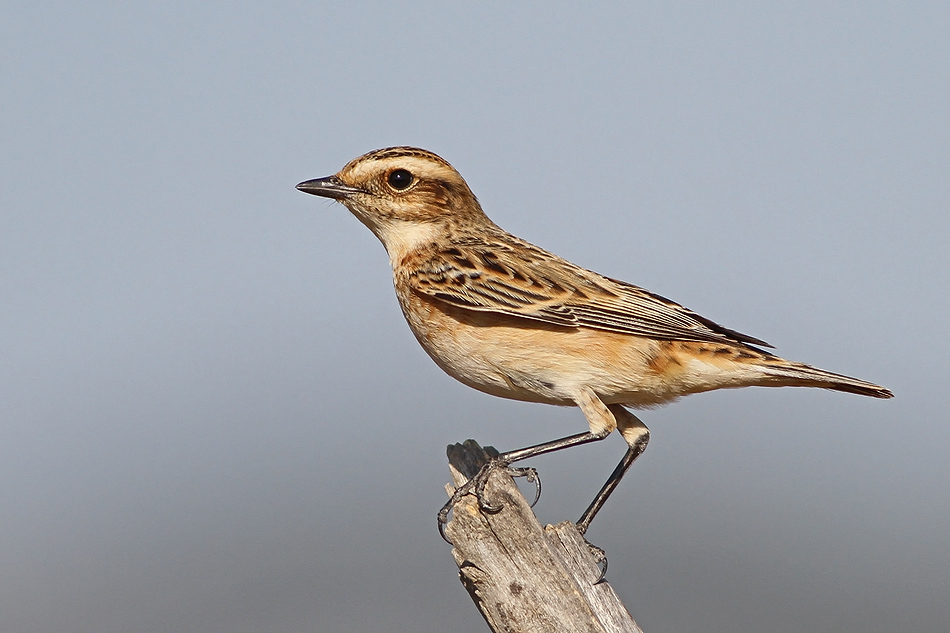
xmin=757 ymin=363 xmax=893 ymax=399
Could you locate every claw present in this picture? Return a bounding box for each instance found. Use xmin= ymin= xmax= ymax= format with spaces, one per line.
xmin=474 ymin=469 xmax=504 ymax=514
xmin=506 ymin=466 xmax=541 ymax=507
xmin=521 ymin=467 xmax=541 ymax=507
xmin=437 ymin=499 xmax=454 ymax=544
xmin=437 ymin=461 xmax=501 ymax=543
xmin=437 ymin=459 xmax=543 ymax=542
xmin=594 ymin=555 xmax=608 ymax=584
xmin=582 ymin=535 xmax=608 ymax=584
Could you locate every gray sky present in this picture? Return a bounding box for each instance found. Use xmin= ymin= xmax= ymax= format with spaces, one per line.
xmin=2 ymin=2 xmax=948 ymax=632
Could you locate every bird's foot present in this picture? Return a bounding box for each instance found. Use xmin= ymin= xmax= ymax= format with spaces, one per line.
xmin=438 ymin=458 xmax=541 ymax=543
xmin=579 ymin=534 xmax=609 ymax=584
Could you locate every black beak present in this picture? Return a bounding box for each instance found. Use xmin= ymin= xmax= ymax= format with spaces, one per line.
xmin=295 ymin=176 xmax=364 ymax=200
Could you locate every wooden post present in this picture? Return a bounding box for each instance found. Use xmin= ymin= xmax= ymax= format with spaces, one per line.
xmin=444 ymin=440 xmax=644 ymax=633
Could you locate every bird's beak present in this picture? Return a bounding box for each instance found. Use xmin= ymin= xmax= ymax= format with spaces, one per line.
xmin=295 ymin=175 xmax=364 ymax=200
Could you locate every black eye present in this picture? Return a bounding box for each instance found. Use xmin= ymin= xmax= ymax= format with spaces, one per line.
xmin=387 ymin=169 xmax=414 ymax=190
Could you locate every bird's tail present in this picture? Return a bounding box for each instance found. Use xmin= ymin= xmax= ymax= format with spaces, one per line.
xmin=755 ymin=361 xmax=893 ymax=399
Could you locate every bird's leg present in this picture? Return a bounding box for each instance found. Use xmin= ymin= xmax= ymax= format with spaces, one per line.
xmin=572 ymin=406 xmax=650 ymax=582
xmin=576 ymin=406 xmax=650 ymax=535
xmin=439 ymin=389 xmax=630 ymax=543
xmin=438 ymin=429 xmax=611 ymax=543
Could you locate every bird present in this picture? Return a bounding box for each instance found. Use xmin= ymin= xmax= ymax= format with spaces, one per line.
xmin=296 ymin=146 xmax=892 ymax=540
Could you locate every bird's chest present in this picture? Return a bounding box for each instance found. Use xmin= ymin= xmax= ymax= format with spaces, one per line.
xmin=392 ymin=280 xmax=571 ymax=404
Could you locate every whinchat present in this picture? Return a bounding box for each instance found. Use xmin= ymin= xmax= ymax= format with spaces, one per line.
xmin=296 ymin=147 xmax=892 ymax=538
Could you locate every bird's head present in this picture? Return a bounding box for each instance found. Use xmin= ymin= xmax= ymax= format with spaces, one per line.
xmin=297 ymin=147 xmax=488 ymax=261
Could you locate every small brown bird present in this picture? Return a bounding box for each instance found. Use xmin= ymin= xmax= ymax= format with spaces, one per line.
xmin=297 ymin=147 xmax=892 ymax=538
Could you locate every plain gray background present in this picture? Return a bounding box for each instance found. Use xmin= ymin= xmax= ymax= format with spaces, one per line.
xmin=2 ymin=2 xmax=948 ymax=632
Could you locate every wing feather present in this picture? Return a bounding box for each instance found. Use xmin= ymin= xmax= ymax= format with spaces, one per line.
xmin=405 ymin=239 xmax=771 ymax=349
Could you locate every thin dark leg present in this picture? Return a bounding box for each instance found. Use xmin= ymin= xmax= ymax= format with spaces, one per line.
xmin=498 ymin=429 xmax=610 ymax=463
xmin=575 ymin=438 xmax=648 ymax=535
xmin=438 ymin=429 xmax=611 ymax=542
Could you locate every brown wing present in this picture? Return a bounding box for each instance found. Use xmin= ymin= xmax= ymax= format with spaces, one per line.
xmin=405 ymin=237 xmax=772 ymax=348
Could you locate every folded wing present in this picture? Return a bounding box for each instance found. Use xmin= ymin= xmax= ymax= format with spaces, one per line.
xmin=405 ymin=237 xmax=772 ymax=349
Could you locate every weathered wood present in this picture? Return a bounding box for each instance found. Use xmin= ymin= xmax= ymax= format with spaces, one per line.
xmin=444 ymin=440 xmax=644 ymax=633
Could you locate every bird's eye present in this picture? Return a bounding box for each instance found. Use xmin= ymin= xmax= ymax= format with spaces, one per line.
xmin=387 ymin=169 xmax=414 ymax=190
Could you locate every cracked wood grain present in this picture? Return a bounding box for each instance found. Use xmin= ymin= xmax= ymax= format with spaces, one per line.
xmin=444 ymin=440 xmax=643 ymax=633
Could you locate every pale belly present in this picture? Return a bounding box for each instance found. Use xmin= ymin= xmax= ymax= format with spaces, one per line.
xmin=397 ymin=289 xmax=764 ymax=408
